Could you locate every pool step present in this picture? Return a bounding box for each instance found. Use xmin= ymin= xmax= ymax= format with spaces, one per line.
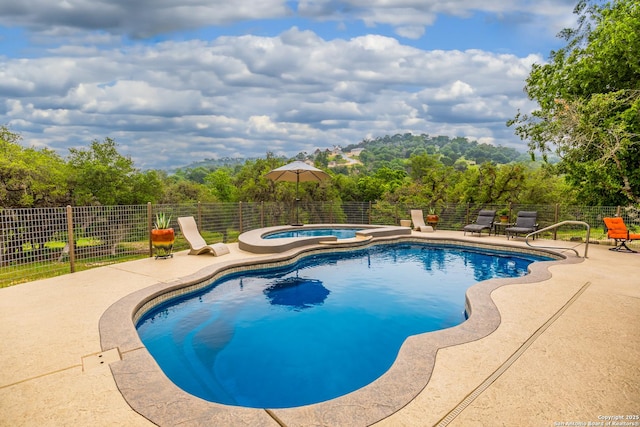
xmin=356 ymin=226 xmax=413 ymax=238
xmin=318 ymin=235 xmax=373 ymax=245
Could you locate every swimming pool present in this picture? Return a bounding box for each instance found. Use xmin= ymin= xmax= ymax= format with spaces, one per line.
xmin=136 ymin=243 xmax=551 ymax=408
xmin=263 ymin=227 xmax=364 ymax=239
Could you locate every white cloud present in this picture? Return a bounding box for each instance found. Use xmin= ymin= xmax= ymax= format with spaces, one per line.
xmin=0 ymin=0 xmax=575 ymax=43
xmin=0 ymin=0 xmax=292 ymax=38
xmin=394 ymin=26 xmax=426 ymax=39
xmin=0 ymin=28 xmax=548 ymax=168
xmin=247 ymin=115 xmax=288 ymax=135
xmin=296 ymin=0 xmax=574 ymax=43
xmin=434 ymin=81 xmax=474 ymax=101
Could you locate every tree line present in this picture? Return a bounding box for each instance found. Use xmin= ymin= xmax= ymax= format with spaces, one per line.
xmin=0 ymin=127 xmax=574 ymax=209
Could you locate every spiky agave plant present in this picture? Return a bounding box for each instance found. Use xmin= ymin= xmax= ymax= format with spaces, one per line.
xmin=152 ymin=213 xmax=174 ymax=258
xmin=154 ymin=212 xmax=172 ymax=229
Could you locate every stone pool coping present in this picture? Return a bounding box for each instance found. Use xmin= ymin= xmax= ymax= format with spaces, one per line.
xmin=98 ymin=233 xmax=582 ymax=426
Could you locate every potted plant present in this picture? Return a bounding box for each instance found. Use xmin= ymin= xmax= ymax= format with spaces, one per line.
xmin=151 ymin=212 xmax=174 ymax=259
xmin=498 ymin=208 xmax=510 ymax=224
xmin=426 ymin=207 xmax=439 ymax=228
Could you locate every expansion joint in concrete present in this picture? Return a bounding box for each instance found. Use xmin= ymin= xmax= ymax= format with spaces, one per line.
xmin=434 ymin=281 xmax=592 ymax=427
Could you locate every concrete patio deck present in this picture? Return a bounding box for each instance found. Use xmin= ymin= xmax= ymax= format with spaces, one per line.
xmin=1 ymin=231 xmax=638 ymax=427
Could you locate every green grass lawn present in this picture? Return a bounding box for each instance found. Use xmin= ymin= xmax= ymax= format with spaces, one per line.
xmin=0 ymin=253 xmax=148 ymax=288
xmin=0 ymin=230 xmax=239 ymax=288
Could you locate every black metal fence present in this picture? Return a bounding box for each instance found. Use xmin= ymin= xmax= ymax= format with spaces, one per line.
xmin=1 ymin=201 xmax=638 ymax=287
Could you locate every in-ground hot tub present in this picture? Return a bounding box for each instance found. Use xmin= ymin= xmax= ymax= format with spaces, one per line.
xmin=237 ymin=223 xmax=412 ymax=254
xmin=262 ymin=227 xmax=364 ymax=239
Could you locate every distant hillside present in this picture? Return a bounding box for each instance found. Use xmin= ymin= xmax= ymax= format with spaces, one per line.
xmin=176 ymin=133 xmax=528 ymax=172
xmin=175 ymin=157 xmax=254 ymax=172
xmin=342 ymin=133 xmax=527 ymax=167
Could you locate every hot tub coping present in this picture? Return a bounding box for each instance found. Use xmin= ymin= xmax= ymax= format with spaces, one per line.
xmin=237 ymin=223 xmax=411 ymax=253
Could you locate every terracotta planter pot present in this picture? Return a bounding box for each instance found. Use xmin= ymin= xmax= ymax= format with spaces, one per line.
xmin=151 ymin=228 xmax=175 ymax=258
xmin=426 ymin=214 xmax=439 ymax=230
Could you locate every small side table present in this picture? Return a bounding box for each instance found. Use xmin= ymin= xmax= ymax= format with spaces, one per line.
xmin=492 ymin=222 xmax=513 ymax=236
xmin=400 ymin=219 xmax=412 ymax=227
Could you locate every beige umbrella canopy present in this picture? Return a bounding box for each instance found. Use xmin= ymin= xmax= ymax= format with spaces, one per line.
xmin=264 ymin=160 xmax=330 ymax=182
xmin=265 ymin=161 xmax=330 ymax=225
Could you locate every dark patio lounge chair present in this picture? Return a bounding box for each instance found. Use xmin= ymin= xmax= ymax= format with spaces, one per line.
xmin=463 ymin=210 xmax=496 ymax=236
xmin=603 ymin=216 xmax=640 ymax=253
xmin=505 ymin=211 xmax=538 ymax=239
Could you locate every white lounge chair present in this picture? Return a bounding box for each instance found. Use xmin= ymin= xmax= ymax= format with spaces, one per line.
xmin=410 ymin=209 xmax=434 ymax=232
xmin=177 ymin=216 xmax=230 ymax=256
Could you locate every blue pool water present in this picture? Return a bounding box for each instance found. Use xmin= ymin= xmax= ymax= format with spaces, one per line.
xmin=136 ymin=243 xmax=551 ymax=408
xmin=263 ymin=227 xmax=363 ymax=239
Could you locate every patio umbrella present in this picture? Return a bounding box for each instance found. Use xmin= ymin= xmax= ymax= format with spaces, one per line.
xmin=265 ymin=161 xmax=330 ymax=225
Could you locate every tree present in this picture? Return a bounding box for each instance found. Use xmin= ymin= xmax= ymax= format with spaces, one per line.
xmin=0 ymin=126 xmax=71 ymax=207
xmin=174 ymin=166 xmax=212 ymax=184
xmin=330 ymin=174 xmax=360 ymax=201
xmin=131 ymin=169 xmax=165 ymax=204
xmin=356 ymin=167 xmax=407 ymax=202
xmin=205 ymin=168 xmax=238 ymax=202
xmin=452 ymin=163 xmax=527 ymax=205
xmin=68 ymin=137 xmax=162 ymax=205
xmin=509 ymin=0 xmax=640 ymax=205
xmin=407 ymin=153 xmax=452 ymax=204
xmin=159 ymin=176 xmax=215 ymax=203
xmin=314 ymin=150 xmax=330 ymax=168
xmin=234 ymin=153 xmax=288 ymax=202
xmin=519 ymin=163 xmax=576 ymax=205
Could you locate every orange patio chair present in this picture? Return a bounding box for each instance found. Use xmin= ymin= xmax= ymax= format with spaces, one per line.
xmin=603 ymin=217 xmax=640 ymax=253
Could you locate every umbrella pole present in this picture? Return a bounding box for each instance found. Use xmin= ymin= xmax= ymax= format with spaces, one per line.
xmin=295 ymin=173 xmax=301 ymax=225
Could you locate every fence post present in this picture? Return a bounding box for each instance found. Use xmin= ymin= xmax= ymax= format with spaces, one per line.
xmin=197 ymin=201 xmax=202 ymax=231
xmin=261 ymin=201 xmax=264 ymax=228
xmin=368 ymin=201 xmax=372 ymax=224
xmin=66 ymin=205 xmax=76 ymax=273
xmin=239 ymin=201 xmax=243 ymax=233
xmin=616 ymin=206 xmax=621 ymax=216
xmin=147 ymin=202 xmax=153 ymax=257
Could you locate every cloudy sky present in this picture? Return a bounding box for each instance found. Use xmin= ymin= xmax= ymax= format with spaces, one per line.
xmin=0 ymin=0 xmax=577 ymax=170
